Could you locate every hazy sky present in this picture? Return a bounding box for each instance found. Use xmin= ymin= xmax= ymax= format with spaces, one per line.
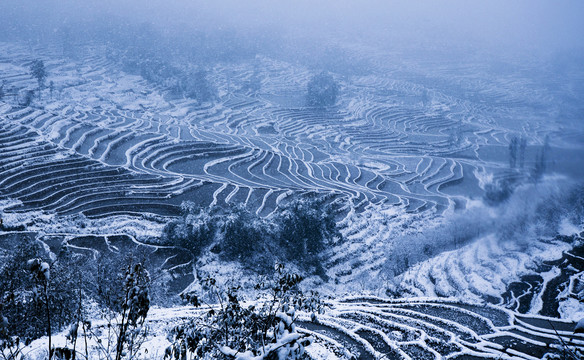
xmin=2 ymin=0 xmax=583 ymax=55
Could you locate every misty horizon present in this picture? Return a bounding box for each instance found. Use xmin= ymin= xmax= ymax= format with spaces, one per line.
xmin=2 ymin=0 xmax=584 ymax=57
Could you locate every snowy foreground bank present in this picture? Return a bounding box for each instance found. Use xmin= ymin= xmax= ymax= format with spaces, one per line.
xmin=21 ymin=297 xmax=583 ymax=360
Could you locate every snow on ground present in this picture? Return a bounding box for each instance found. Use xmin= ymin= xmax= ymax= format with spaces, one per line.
xmin=0 ymin=206 xmax=167 ymax=241
xmin=2 ymin=38 xmax=584 ymax=360
xmin=392 ymin=234 xmax=569 ymax=301
xmin=18 ymin=297 xmax=584 ymax=360
xmin=559 ymin=298 xmax=584 ymax=323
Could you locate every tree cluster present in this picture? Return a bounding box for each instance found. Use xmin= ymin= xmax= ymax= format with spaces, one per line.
xmin=111 ymin=48 xmax=218 ymax=103
xmin=162 ymin=196 xmax=342 ymax=278
xmin=306 ymin=72 xmax=339 ymax=107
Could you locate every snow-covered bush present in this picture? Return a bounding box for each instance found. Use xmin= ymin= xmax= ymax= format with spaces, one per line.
xmin=111 ymin=263 xmax=150 ymax=360
xmin=69 ymin=256 xmax=152 ymax=360
xmin=220 ymin=204 xmax=274 ymax=272
xmin=163 ymin=196 xmax=342 ymax=277
xmin=0 ymin=240 xmax=85 ymax=359
xmin=165 ymin=264 xmax=323 ymax=360
xmin=18 ymin=89 xmax=34 ymax=107
xmin=483 ymin=178 xmax=514 ymax=206
xmin=274 ymin=196 xmax=341 ymax=279
xmin=0 ymin=238 xmax=158 ymax=360
xmin=162 ymin=202 xmax=219 ymax=257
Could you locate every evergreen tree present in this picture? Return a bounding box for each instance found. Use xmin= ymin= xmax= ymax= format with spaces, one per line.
xmin=30 ymin=60 xmax=47 ymax=98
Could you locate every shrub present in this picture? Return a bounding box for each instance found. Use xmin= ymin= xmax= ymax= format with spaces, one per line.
xmin=113 ymin=263 xmax=150 ymax=360
xmin=162 ymin=203 xmax=218 ymax=257
xmin=483 ymin=178 xmax=514 ymax=206
xmin=275 ymin=197 xmax=340 ymax=276
xmin=67 ymin=253 xmax=152 ymax=360
xmin=19 ymin=89 xmax=34 ymax=107
xmin=220 ymin=205 xmax=271 ymax=269
xmin=0 ymin=236 xmax=160 ymax=359
xmin=165 ymin=264 xmax=324 ymax=360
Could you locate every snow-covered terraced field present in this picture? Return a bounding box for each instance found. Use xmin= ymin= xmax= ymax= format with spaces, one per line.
xmin=3 ymin=41 xmax=573 ymax=222
xmin=392 ymin=232 xmax=584 ymax=320
xmin=298 ymin=297 xmax=584 ymax=360
xmin=1 ymin=35 xmax=584 ymax=360
xmin=1 ymin=41 xmax=583 ymax=301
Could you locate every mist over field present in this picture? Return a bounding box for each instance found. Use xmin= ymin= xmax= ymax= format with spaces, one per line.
xmin=3 ymin=0 xmax=584 ymax=52
xmin=1 ymin=1 xmax=583 ymax=359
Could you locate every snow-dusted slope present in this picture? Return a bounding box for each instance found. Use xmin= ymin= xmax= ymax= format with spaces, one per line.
xmin=22 ymin=298 xmax=584 ymax=360
xmin=4 ymin=40 xmax=575 ymax=222
xmin=391 ymin=232 xmax=584 ymax=321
